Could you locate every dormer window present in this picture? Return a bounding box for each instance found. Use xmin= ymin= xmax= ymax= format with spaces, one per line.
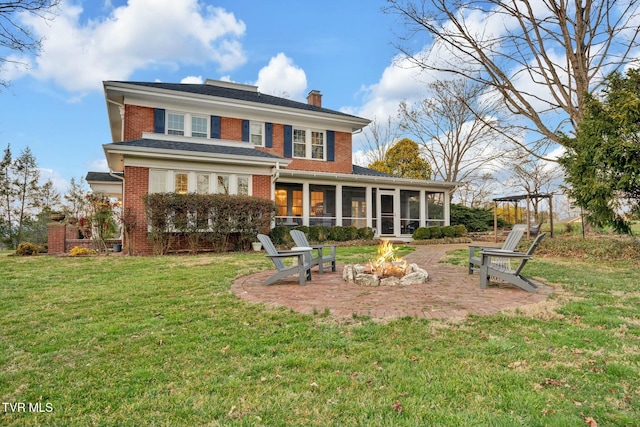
xmin=166 ymin=112 xmax=208 ymax=138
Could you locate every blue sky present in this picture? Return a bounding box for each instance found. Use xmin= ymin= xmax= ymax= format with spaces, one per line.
xmin=1 ymin=0 xmax=434 ymax=194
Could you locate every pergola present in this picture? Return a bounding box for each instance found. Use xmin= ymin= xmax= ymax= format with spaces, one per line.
xmin=492 ymin=193 xmax=554 ymax=242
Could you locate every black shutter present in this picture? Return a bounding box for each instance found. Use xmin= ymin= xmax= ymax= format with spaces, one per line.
xmin=265 ymin=123 xmax=273 ymax=148
xmin=242 ymin=120 xmax=250 ymax=142
xmin=154 ymin=109 xmax=165 ymax=134
xmin=284 ymin=125 xmax=292 ymax=158
xmin=210 ymin=116 xmax=221 ymax=139
xmin=327 ymin=130 xmax=335 ymax=162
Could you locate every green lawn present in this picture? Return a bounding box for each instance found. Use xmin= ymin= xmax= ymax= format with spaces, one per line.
xmin=1 ymin=246 xmax=639 ymax=426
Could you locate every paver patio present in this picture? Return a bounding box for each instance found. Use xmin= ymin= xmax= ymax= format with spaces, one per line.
xmin=231 ymin=243 xmax=552 ymax=320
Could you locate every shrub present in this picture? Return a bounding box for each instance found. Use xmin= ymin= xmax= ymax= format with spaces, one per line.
xmin=143 ymin=193 xmax=274 ymax=253
xmin=343 ymin=226 xmax=359 ymax=241
xmin=357 ymin=227 xmax=375 ymax=240
xmin=293 ymin=225 xmax=309 ymax=235
xmin=412 ymin=227 xmax=431 ymax=240
xmin=327 ymin=226 xmax=345 ymax=241
xmin=427 ymin=226 xmax=442 ymax=239
xmin=441 ymin=225 xmax=456 ymax=238
xmin=269 ymin=225 xmax=291 ymax=246
xmin=15 ymin=242 xmax=40 ymax=256
xmin=308 ymin=225 xmax=329 ymax=243
xmin=453 ymin=224 xmax=467 ymax=237
xmin=69 ymin=246 xmax=95 ymax=257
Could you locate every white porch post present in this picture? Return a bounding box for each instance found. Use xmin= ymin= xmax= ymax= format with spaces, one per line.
xmin=302 ymin=182 xmax=310 ymax=226
xmin=420 ymin=190 xmax=426 ymax=228
xmin=366 ymin=186 xmax=372 ymax=228
xmin=444 ymin=190 xmax=451 ymax=225
xmin=335 ymin=183 xmax=343 ymax=226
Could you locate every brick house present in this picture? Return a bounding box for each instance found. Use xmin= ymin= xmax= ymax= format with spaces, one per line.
xmin=86 ymin=79 xmax=456 ymax=254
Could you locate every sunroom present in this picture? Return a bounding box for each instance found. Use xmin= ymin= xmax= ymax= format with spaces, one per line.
xmin=274 ymin=166 xmax=456 ymax=238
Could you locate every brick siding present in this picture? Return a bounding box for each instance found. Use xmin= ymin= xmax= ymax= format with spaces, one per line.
xmin=123 ymin=105 xmax=154 ymax=140
xmin=124 ymin=166 xmax=153 ymax=255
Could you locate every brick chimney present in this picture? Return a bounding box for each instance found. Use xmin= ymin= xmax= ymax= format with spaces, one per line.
xmin=307 ymin=90 xmax=322 ymax=107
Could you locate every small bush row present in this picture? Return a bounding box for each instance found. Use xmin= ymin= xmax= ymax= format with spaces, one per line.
xmin=270 ymin=225 xmax=375 ymax=245
xmin=412 ymin=225 xmax=467 ymax=240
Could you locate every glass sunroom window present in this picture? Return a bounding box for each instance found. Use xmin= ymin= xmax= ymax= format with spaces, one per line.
xmin=401 ymin=190 xmax=420 ymax=234
xmin=342 ymin=186 xmax=366 ymax=227
xmin=426 ymin=192 xmax=445 ymax=226
xmin=275 ymin=183 xmax=303 ymax=226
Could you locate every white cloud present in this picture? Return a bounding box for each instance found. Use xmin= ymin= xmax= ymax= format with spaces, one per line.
xmin=181 ymin=75 xmax=204 ymax=84
xmin=254 ymin=53 xmax=307 ymax=101
xmin=86 ymin=158 xmax=109 ymax=172
xmin=15 ymin=0 xmax=246 ymax=92
xmin=38 ymin=168 xmax=71 ymax=196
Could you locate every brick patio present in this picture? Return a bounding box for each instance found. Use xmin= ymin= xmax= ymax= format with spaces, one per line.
xmin=231 ymin=243 xmax=552 ymax=320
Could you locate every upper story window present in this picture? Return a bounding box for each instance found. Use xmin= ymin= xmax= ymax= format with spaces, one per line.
xmin=293 ymin=128 xmax=325 ymax=160
xmin=166 ymin=112 xmax=208 ymax=138
xmin=167 ymin=113 xmax=185 ymax=136
xmin=191 ymin=116 xmax=208 ymax=138
xmin=250 ymin=122 xmax=264 ymax=146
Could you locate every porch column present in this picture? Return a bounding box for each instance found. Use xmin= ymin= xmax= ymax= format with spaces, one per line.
xmin=335 ymin=183 xmax=343 ymax=226
xmin=366 ymin=186 xmax=373 ymax=228
xmin=444 ymin=190 xmax=451 ymax=225
xmin=419 ymin=190 xmax=426 ymax=228
xmin=302 ymin=182 xmax=310 ymax=226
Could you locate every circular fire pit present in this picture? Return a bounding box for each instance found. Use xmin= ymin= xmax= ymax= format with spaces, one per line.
xmin=342 ymin=241 xmax=429 ymax=287
xmin=342 ymin=262 xmax=429 ymax=286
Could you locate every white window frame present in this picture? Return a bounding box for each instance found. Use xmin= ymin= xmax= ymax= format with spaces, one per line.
xmin=166 ymin=112 xmax=209 ymax=138
xmin=148 ymin=170 xmax=252 ymax=195
xmin=250 ymin=121 xmax=264 ymax=146
xmin=292 ymin=127 xmax=326 ymax=160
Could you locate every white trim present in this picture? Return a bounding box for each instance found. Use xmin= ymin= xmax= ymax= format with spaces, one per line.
xmin=104 ymin=81 xmax=370 ymax=137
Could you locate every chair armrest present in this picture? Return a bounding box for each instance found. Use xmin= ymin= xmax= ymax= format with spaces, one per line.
xmin=266 ymin=250 xmax=307 ymax=259
xmin=481 ymin=250 xmax=530 ymax=259
xmin=308 ymin=244 xmax=336 ymax=257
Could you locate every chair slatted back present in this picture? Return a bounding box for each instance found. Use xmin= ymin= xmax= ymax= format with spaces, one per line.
xmin=290 ymin=230 xmax=310 ymax=249
xmin=257 ymin=234 xmax=285 ymax=270
xmin=503 ymin=224 xmax=527 ymax=251
xmin=514 ymin=233 xmax=546 ymax=275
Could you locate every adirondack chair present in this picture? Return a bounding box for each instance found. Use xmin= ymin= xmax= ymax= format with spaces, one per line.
xmin=257 ymin=234 xmax=312 ymax=286
xmin=478 ymin=233 xmax=546 ymax=293
xmin=468 ymin=224 xmax=527 ymax=274
xmin=290 ymin=230 xmax=336 ymax=274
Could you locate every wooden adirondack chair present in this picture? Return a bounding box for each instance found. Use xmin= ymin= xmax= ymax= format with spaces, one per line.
xmin=468 ymin=224 xmax=527 ymax=274
xmin=478 ymin=233 xmax=546 ymax=292
xmin=290 ymin=230 xmax=336 ymax=274
xmin=257 ymin=234 xmax=312 ymax=286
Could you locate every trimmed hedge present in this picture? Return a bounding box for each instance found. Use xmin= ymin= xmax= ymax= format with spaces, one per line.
xmin=412 ymin=224 xmax=467 ymax=240
xmin=143 ymin=193 xmax=274 ymax=254
xmin=270 ymin=225 xmax=375 ymax=245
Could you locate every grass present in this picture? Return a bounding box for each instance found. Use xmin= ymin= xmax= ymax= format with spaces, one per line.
xmin=1 ymin=243 xmax=639 ymax=426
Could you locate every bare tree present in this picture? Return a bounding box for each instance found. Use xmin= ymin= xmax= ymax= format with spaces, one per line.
xmin=386 ymin=0 xmax=640 ymax=157
xmin=399 ymin=78 xmax=510 ymax=197
xmin=504 ymin=150 xmax=564 ymax=219
xmin=358 ymin=116 xmax=400 ymax=165
xmin=456 ymin=173 xmax=498 ymax=208
xmin=0 ymin=0 xmax=60 ymax=89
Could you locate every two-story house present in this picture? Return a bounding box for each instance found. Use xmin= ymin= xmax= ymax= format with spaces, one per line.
xmin=87 ymin=79 xmax=456 ymax=254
